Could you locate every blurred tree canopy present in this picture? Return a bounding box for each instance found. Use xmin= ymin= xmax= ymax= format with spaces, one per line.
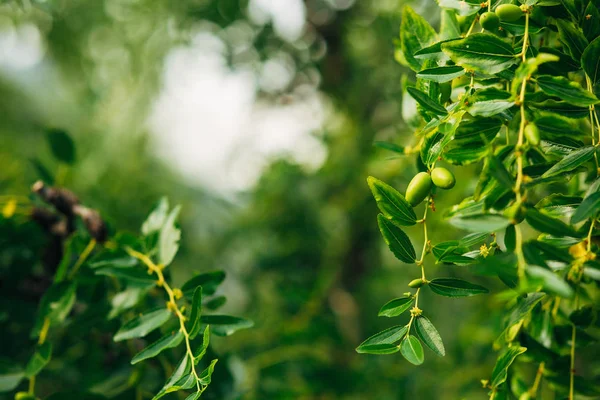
xmin=0 ymin=0 xmax=574 ymax=399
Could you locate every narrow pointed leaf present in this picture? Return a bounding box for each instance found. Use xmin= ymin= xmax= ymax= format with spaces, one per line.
xmin=200 ymin=315 xmax=253 ymax=336
xmin=416 ymin=66 xmax=465 ymax=82
xmin=198 ymin=359 xmax=218 ymax=385
xmin=429 ymin=278 xmax=489 ymax=297
xmin=378 ymin=296 xmax=414 ymax=317
xmin=356 ymin=325 xmax=408 ymax=353
xmin=114 ymin=309 xmax=172 ymax=342
xmin=377 ymin=214 xmax=416 ymax=263
xmin=131 ymin=331 xmax=184 ymax=365
xmin=400 ymin=5 xmax=437 ymax=71
xmin=187 ymin=286 xmax=203 ymax=339
xmin=414 ymin=316 xmax=445 ymax=357
xmin=490 ymin=346 xmax=527 ymax=387
xmin=536 ymin=75 xmax=599 ymax=106
xmin=542 ymin=146 xmax=595 ymax=178
xmin=525 ymin=208 xmax=580 ymax=237
xmin=571 ymin=192 xmax=600 ymax=224
xmin=24 ymin=342 xmax=52 ymax=378
xmin=181 ymin=271 xmax=226 ymax=297
xmin=367 ymin=177 xmax=417 ymax=226
xmin=400 ymin=335 xmax=424 ymax=365
xmin=407 ymin=87 xmax=448 ymax=116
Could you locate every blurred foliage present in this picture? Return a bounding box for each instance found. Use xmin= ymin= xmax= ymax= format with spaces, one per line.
xmin=2 ymin=0 xmax=591 ymax=399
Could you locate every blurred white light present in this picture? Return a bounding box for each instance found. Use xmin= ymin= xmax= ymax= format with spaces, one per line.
xmin=248 ymin=0 xmax=306 ymax=42
xmin=148 ymin=31 xmax=326 ymax=194
xmin=0 ymin=22 xmax=44 ymax=70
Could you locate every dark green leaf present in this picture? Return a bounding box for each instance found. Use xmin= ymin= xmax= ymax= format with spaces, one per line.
xmin=374 ymin=141 xmax=405 ymax=154
xmin=583 ymin=3 xmax=600 ymax=42
xmin=406 ymin=87 xmax=448 ymax=116
xmin=355 ymin=344 xmax=400 ymax=355
xmin=449 ymin=213 xmax=510 ymax=232
xmin=377 ymin=214 xmax=416 ymax=263
xmin=356 ymin=325 xmax=408 ymax=352
xmin=46 ymin=129 xmax=76 ymax=164
xmin=95 ymin=266 xmax=156 ymax=284
xmin=200 ymin=315 xmax=253 ymax=336
xmin=582 ymin=36 xmax=600 ymax=97
xmin=525 ymin=208 xmax=580 ymax=237
xmin=571 ymin=192 xmax=600 ymax=224
xmin=378 ymin=296 xmax=414 ymax=317
xmin=416 ymin=66 xmax=465 ymax=83
xmin=536 ymin=75 xmax=599 ymax=106
xmin=181 ymin=271 xmax=226 ymax=297
xmin=198 ymin=359 xmax=218 ymax=385
xmin=131 ymin=331 xmax=184 ymax=365
xmin=187 ymin=286 xmax=203 ymax=339
xmin=367 ymin=177 xmax=417 ymax=226
xmin=490 ymin=346 xmax=527 ymax=387
xmin=441 ymin=33 xmax=517 ymax=74
xmin=114 ymin=309 xmax=173 ymax=342
xmin=30 ymin=159 xmax=54 ymax=184
xmin=414 ymin=316 xmax=445 ymax=357
xmin=152 ymin=356 xmax=191 ymax=399
xmin=429 ymin=278 xmax=489 ymax=297
xmin=24 ymin=342 xmax=52 ymax=378
xmin=570 ymin=306 xmax=594 ymax=328
xmin=32 ymin=282 xmax=77 ymax=337
xmin=527 ymin=265 xmax=574 ymax=298
xmin=542 ymin=146 xmax=595 ymax=178
xmin=556 ymin=19 xmax=588 ymax=61
xmin=534 ymin=114 xmax=579 ymax=139
xmin=400 ymin=335 xmax=424 ymax=365
xmin=466 ymin=88 xmax=514 ymax=117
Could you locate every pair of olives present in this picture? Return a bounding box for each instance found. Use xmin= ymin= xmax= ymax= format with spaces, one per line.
xmin=405 ymin=168 xmax=456 ymax=206
xmin=480 ymin=4 xmax=524 ymax=31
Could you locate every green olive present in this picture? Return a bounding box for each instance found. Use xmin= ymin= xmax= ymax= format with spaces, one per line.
xmin=495 ymin=4 xmax=523 ymax=22
xmin=406 ymin=172 xmax=432 ymax=206
xmin=408 ymin=278 xmax=425 ymax=288
xmin=503 ymin=202 xmax=526 ymax=224
xmin=431 ymin=167 xmax=456 ymax=190
xmin=524 ymin=123 xmax=540 ymax=146
xmin=480 ymin=12 xmax=500 ymax=31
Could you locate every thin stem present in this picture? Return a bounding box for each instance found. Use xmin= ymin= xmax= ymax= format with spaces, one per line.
xmin=586 ymin=74 xmax=600 ymax=172
xmin=487 ymin=0 xmax=491 ymax=12
xmin=529 ymin=362 xmax=545 ymax=398
xmin=68 ymin=239 xmax=96 ymax=280
xmin=570 ymin=323 xmax=577 ymax=400
xmin=126 ymin=247 xmax=203 ymax=393
xmin=465 ymin=16 xmax=478 ymax=37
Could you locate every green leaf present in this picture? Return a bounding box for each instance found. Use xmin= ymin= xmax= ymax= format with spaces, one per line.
xmin=428 ymin=278 xmax=489 ymax=297
xmin=194 ymin=326 xmax=211 ymax=361
xmin=24 ymin=342 xmax=52 ymax=378
xmin=527 ymin=265 xmax=574 ymax=298
xmin=449 ymin=213 xmax=510 ymax=233
xmin=367 ymin=177 xmax=417 ymax=226
xmin=400 ymin=335 xmax=424 ymax=365
xmin=198 ymin=359 xmax=218 ymax=385
xmin=200 ymin=315 xmax=253 ymax=336
xmin=530 ymin=100 xmax=589 ymax=119
xmin=582 ymin=36 xmax=600 ymax=97
xmin=378 ymin=296 xmax=414 ymax=317
xmin=184 ymin=392 xmax=202 ymax=400
xmin=377 ymin=214 xmax=416 ymax=263
xmin=399 ymin=5 xmax=437 ymax=72
xmin=416 ymin=66 xmax=465 ymax=83
xmin=114 ymin=309 xmax=173 ymax=342
xmin=534 ymin=114 xmax=579 ymax=139
xmin=414 ymin=316 xmax=445 ymax=357
xmin=413 ymin=39 xmax=457 ymax=59
xmin=542 ymin=146 xmax=595 ymax=178
xmin=406 ymin=87 xmax=448 ymax=116
xmin=536 ymin=75 xmax=599 ymax=106
xmin=108 ymin=287 xmax=147 ymax=320
xmin=490 ymin=346 xmax=527 ymax=387
xmin=142 ymin=197 xmax=170 ymax=236
xmin=571 ymin=192 xmax=600 ymax=224
xmin=441 ymin=33 xmax=517 ymax=74
xmin=525 ymin=208 xmax=580 ymax=237
xmin=187 ymin=286 xmax=203 ymax=339
xmin=95 ymin=266 xmax=156 ymax=285
xmin=374 ymin=141 xmax=405 ymax=154
xmin=153 ymin=356 xmax=191 ymax=399
xmin=355 ymin=344 xmax=400 ymax=355
xmin=181 ymin=271 xmax=226 ymax=297
xmin=158 ymin=205 xmax=181 ymax=266
xmin=46 ymin=129 xmax=76 ymax=164
xmin=0 ymin=372 xmax=24 ymax=392
xmin=32 ymin=282 xmax=77 ymax=337
xmin=556 ymin=19 xmax=588 ymax=62
xmin=436 ymin=0 xmax=481 ymax=16
xmin=356 ymin=325 xmax=408 ymax=352
xmin=583 ymin=3 xmax=600 ymax=42
xmin=131 ymin=331 xmax=184 ymax=365
xmin=459 ymin=232 xmax=490 ymax=247
xmin=466 ymin=88 xmax=514 ymax=117
xmin=30 ymin=159 xmax=55 ymax=184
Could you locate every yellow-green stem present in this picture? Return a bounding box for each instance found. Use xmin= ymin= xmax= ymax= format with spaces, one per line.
xmin=125 ymin=247 xmax=203 ymax=393
xmin=68 ymin=239 xmax=96 ymax=280
xmin=529 ymin=362 xmax=545 ymax=398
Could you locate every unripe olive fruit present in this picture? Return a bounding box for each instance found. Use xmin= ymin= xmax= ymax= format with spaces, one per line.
xmin=495 ymin=4 xmax=523 ymax=22
xmin=408 ymin=278 xmax=425 ymax=288
xmin=480 ymin=12 xmax=500 ymax=31
xmin=431 ymin=167 xmax=456 ymax=190
xmin=503 ymin=202 xmax=526 ymax=224
xmin=524 ymin=123 xmax=540 ymax=146
xmin=406 ymin=172 xmax=432 ymax=206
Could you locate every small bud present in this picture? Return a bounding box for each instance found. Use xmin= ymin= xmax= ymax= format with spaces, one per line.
xmin=408 ymin=278 xmax=425 ymax=288
xmin=173 ymin=288 xmax=183 ymax=299
xmin=410 ymin=306 xmax=423 ymax=317
xmin=479 ymin=244 xmax=490 ymax=258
